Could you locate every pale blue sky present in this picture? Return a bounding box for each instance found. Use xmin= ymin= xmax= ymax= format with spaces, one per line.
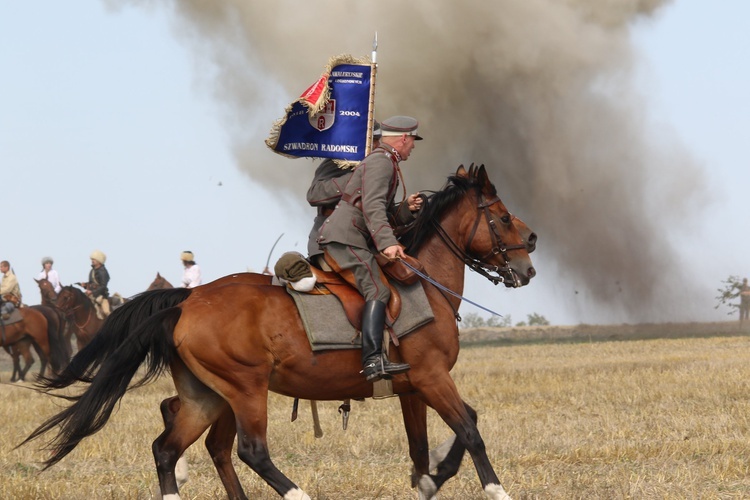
xmin=1 ymin=1 xmax=747 ymax=325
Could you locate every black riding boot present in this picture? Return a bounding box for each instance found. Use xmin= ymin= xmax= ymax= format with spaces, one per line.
xmin=361 ymin=300 xmax=410 ymax=382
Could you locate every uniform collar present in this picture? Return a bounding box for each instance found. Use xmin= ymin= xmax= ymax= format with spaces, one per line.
xmin=376 ymin=143 xmax=402 ymax=163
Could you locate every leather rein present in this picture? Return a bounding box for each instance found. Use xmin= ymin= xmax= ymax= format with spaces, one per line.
xmin=431 ymin=188 xmax=527 ymax=287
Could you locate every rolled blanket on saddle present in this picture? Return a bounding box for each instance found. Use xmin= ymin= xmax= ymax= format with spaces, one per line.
xmin=274 ymin=252 xmax=317 ymax=292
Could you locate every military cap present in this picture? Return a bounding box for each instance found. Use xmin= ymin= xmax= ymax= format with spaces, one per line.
xmin=373 ymin=120 xmax=382 ymax=140
xmin=380 ymin=115 xmax=423 ymax=140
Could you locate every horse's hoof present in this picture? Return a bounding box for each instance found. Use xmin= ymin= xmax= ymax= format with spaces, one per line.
xmin=484 ymin=483 xmax=512 ymax=500
xmin=417 ymin=474 xmax=437 ymax=500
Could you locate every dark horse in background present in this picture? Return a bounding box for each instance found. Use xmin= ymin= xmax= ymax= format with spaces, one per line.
xmin=24 ymin=165 xmax=534 ymax=500
xmin=54 ymin=286 xmax=106 ymax=352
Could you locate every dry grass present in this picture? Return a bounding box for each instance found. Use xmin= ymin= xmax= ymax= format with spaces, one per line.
xmin=3 ymin=333 xmax=750 ymax=499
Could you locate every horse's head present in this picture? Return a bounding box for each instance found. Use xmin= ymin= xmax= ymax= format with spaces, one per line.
xmin=35 ymin=278 xmax=57 ymax=302
xmin=56 ymin=285 xmax=83 ymax=314
xmin=453 ymin=164 xmax=535 ymax=287
xmin=147 ymin=272 xmax=173 ymax=291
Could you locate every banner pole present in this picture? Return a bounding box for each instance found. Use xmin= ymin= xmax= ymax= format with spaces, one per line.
xmin=365 ymin=32 xmax=378 ymax=157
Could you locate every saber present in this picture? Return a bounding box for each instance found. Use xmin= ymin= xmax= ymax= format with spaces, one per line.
xmin=264 ymin=233 xmax=284 ymax=273
xmin=398 ymin=258 xmax=504 ymax=318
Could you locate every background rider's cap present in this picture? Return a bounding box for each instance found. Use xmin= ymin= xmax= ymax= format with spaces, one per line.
xmin=90 ymin=249 xmax=106 ymax=264
xmin=380 ymin=115 xmax=423 ymax=140
xmin=41 ymin=256 xmax=54 ymax=265
xmin=181 ymin=251 xmax=195 ymax=262
xmin=372 ymin=120 xmax=382 ymax=140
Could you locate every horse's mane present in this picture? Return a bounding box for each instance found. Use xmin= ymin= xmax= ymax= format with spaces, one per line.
xmin=402 ymin=169 xmax=496 ymax=255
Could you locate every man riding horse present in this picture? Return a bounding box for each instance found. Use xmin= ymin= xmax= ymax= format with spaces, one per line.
xmin=318 ymin=115 xmax=424 ymax=382
xmin=0 ymin=260 xmax=22 ymax=320
xmin=78 ymin=250 xmax=110 ymax=319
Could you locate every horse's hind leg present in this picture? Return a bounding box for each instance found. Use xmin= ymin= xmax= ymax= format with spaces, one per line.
xmin=230 ymin=388 xmax=310 ymax=499
xmin=205 ymin=403 xmax=247 ymax=499
xmin=160 ymin=394 xmax=247 ymax=500
xmin=155 ymin=368 xmax=229 ymax=499
xmin=17 ymin=341 xmax=36 ymax=381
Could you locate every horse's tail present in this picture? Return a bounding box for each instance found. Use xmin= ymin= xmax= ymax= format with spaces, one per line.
xmin=40 ymin=288 xmax=191 ymax=390
xmin=20 ymin=288 xmax=191 ymax=468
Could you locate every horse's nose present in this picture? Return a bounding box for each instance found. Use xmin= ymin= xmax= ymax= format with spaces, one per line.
xmin=527 ymin=266 xmax=536 ymax=279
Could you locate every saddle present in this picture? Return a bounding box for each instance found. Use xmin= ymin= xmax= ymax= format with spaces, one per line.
xmin=310 ymin=266 xmax=400 ymax=333
xmin=276 ymin=252 xmax=425 ymax=338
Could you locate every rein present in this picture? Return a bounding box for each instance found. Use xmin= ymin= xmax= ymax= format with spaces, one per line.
xmin=399 ymin=258 xmax=504 ymax=318
xmin=63 ymin=299 xmax=94 ymax=330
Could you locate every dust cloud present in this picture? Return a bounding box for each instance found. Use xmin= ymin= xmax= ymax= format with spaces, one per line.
xmin=106 ymin=0 xmax=709 ymax=323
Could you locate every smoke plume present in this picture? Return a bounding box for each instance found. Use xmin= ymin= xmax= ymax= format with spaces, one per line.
xmin=108 ymin=0 xmax=708 ymax=322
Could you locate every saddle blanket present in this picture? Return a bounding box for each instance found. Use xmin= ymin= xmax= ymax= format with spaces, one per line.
xmin=1 ymin=308 xmax=23 ymax=326
xmin=287 ymin=281 xmax=435 ymax=352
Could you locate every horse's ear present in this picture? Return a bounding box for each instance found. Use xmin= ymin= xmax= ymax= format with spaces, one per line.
xmin=476 ymin=164 xmax=493 ymax=192
xmin=456 ymin=164 xmax=468 ymax=177
xmin=157 ymin=272 xmax=162 ymax=278
xmin=34 ymin=278 xmax=39 ymax=283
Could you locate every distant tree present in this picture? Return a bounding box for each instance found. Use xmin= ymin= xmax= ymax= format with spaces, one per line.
xmin=715 ymin=275 xmax=743 ymax=315
xmin=460 ymin=312 xmax=511 ymax=329
xmin=461 ymin=312 xmax=486 ymax=328
xmin=515 ymin=313 xmax=550 ymax=327
xmin=487 ymin=315 xmax=512 ymax=328
xmin=527 ymin=313 xmax=550 ymax=326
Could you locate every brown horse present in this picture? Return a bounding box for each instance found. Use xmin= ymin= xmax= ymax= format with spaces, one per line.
xmin=147 ymin=273 xmax=174 ymax=291
xmin=54 ymin=286 xmax=104 ymax=351
xmin=158 ymin=212 xmax=539 ymax=496
xmin=3 ymin=338 xmax=35 ymax=383
xmin=0 ymin=307 xmax=67 ymax=380
xmin=25 ymin=165 xmax=534 ymax=499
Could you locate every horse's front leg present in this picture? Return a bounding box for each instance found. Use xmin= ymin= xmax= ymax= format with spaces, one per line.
xmin=415 ymin=372 xmax=511 ymax=500
xmin=401 ymin=394 xmax=483 ymax=499
xmin=399 ymin=394 xmax=430 ymax=490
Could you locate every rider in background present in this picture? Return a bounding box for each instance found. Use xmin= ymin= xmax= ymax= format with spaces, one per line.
xmin=80 ymin=250 xmax=110 ymax=318
xmin=306 ymin=121 xmax=381 ymax=270
xmin=0 ymin=260 xmax=22 ymax=320
xmin=37 ymin=256 xmax=62 ymax=294
xmin=180 ymin=251 xmax=202 ymax=288
xmin=318 ymin=115 xmax=424 ymax=382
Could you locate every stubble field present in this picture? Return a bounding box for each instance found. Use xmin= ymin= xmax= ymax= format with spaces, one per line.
xmin=2 ymin=323 xmax=750 ymax=499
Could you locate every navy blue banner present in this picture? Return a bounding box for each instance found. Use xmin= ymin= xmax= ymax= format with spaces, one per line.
xmin=267 ymin=62 xmax=373 ymax=162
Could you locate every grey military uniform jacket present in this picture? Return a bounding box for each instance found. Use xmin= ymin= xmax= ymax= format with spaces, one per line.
xmin=318 ymin=144 xmax=416 ymax=252
xmin=306 ymin=158 xmax=355 ymax=257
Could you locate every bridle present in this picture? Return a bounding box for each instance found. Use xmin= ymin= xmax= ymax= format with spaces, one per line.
xmin=58 ymin=292 xmax=94 ymax=330
xmin=431 ymin=188 xmax=527 ymax=287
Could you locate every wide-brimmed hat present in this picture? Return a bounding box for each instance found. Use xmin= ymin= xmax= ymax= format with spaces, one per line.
xmin=90 ymin=250 xmax=106 ymax=264
xmin=180 ymin=251 xmax=195 ymax=262
xmin=380 ymin=115 xmax=423 ymax=140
